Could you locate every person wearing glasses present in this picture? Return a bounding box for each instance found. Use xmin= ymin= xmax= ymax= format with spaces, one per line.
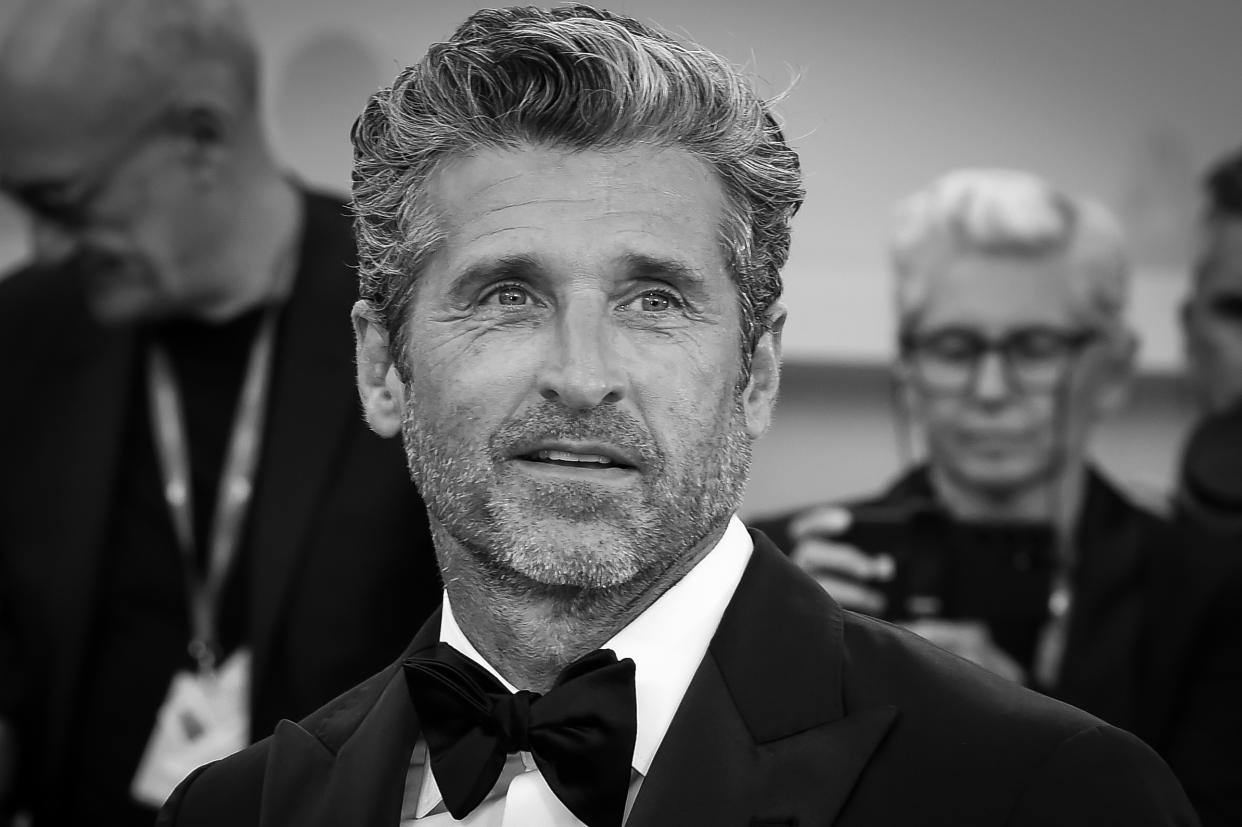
xmin=753 ymin=168 xmax=1242 ymax=825
xmin=0 ymin=1 xmax=442 ymax=824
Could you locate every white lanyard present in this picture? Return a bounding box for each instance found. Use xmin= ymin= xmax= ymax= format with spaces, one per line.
xmin=145 ymin=307 xmax=280 ymax=674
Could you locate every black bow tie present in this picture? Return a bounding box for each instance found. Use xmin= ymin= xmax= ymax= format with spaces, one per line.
xmin=403 ymin=643 xmax=638 ymax=827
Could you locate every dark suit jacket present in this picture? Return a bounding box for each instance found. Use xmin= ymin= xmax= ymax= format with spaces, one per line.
xmin=0 ymin=190 xmax=442 ymax=820
xmin=752 ymin=467 xmax=1242 ymax=826
xmin=156 ymin=532 xmax=1197 ymax=827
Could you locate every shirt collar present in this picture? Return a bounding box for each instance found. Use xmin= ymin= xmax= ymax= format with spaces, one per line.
xmin=602 ymin=515 xmax=752 ymax=773
xmin=414 ymin=516 xmax=753 ymax=815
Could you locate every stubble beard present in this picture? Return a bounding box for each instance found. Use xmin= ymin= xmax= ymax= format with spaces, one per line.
xmin=400 ymin=395 xmax=753 ymax=594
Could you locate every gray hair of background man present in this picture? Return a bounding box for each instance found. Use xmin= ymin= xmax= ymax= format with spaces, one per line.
xmin=889 ymin=169 xmax=1131 ymax=336
xmin=350 ymin=4 xmax=804 ymax=374
xmin=1 ymin=0 xmax=260 ymax=121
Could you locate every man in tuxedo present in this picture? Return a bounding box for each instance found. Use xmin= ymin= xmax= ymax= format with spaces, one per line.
xmin=159 ymin=7 xmax=1198 ymax=826
xmin=0 ymin=0 xmax=440 ymax=823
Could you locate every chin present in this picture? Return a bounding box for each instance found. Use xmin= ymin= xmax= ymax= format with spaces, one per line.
xmin=80 ymin=258 xmax=161 ymax=323
xmin=952 ymin=455 xmax=1051 ymax=497
xmin=488 ymin=514 xmax=648 ymax=591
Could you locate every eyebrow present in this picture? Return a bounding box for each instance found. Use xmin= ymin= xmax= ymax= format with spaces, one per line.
xmin=620 ymin=252 xmax=707 ymax=292
xmin=447 ymin=254 xmax=543 ymax=300
xmin=449 ymin=252 xmax=707 ymax=293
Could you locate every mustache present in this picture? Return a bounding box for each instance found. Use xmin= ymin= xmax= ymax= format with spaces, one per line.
xmin=489 ymin=401 xmax=663 ymax=470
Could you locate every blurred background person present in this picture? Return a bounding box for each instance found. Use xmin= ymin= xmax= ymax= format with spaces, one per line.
xmin=1177 ymin=146 xmax=1242 ymax=531
xmin=0 ymin=0 xmax=441 ymax=824
xmin=753 ymin=169 xmax=1242 ymax=825
xmin=1182 ymin=144 xmax=1242 ymax=417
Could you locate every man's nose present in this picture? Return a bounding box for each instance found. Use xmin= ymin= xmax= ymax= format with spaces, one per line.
xmin=969 ymin=349 xmax=1014 ymax=402
xmin=535 ymin=303 xmax=626 ymax=410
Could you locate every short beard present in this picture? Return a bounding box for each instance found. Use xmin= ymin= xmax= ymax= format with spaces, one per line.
xmin=401 ymin=394 xmax=752 ymax=594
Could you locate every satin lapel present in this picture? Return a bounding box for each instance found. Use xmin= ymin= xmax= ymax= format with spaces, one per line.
xmin=259 ymin=719 xmax=335 ymax=826
xmin=261 ymin=612 xmax=441 ymax=827
xmin=247 ymin=193 xmax=361 ymax=696
xmin=44 ymin=320 xmax=135 ymax=774
xmin=260 ymin=669 xmax=417 ymax=827
xmin=629 ymin=533 xmax=897 ymax=827
xmin=627 ymin=656 xmax=896 ymax=827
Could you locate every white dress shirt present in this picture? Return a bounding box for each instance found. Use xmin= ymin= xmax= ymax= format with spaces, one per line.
xmin=399 ymin=515 xmax=754 ymax=826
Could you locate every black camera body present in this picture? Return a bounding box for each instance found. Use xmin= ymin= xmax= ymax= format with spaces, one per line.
xmin=832 ymin=500 xmax=1057 ymax=667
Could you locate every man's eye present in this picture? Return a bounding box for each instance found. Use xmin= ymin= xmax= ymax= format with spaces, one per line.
xmin=923 ymin=333 xmax=981 ymax=362
xmin=486 ymin=284 xmax=530 ymax=306
xmin=1010 ymin=332 xmax=1068 ymax=361
xmin=1209 ymin=295 xmax=1242 ymax=321
xmin=637 ymin=290 xmax=677 ymax=312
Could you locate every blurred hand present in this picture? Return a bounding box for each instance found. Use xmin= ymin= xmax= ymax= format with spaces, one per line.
xmin=788 ymin=507 xmax=894 ymax=616
xmin=903 ymin=618 xmax=1026 ymax=684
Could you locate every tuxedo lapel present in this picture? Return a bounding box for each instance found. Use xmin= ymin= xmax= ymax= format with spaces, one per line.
xmin=629 ymin=533 xmax=897 ymax=826
xmin=261 ymin=668 xmax=416 ymax=827
xmin=260 ymin=609 xmax=442 ymax=827
xmin=247 ymin=193 xmax=361 ymax=697
xmin=627 ymin=656 xmax=895 ymax=827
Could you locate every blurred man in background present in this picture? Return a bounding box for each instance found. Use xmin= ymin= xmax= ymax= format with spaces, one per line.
xmin=1183 ymin=145 xmax=1242 ymax=416
xmin=1177 ymin=146 xmax=1242 ymax=529
xmin=754 ymin=169 xmax=1242 ymax=825
xmin=0 ymin=0 xmax=441 ymax=823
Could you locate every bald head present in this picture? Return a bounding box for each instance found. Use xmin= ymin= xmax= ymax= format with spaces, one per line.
xmin=0 ymin=0 xmax=259 ymax=173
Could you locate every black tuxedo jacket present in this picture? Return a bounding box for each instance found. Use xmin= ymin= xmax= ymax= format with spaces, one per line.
xmin=752 ymin=467 xmax=1242 ymax=826
xmin=0 ymin=190 xmax=442 ymax=819
xmin=158 ymin=532 xmax=1197 ymax=826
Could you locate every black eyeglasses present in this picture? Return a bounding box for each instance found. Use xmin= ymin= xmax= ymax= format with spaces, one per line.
xmin=900 ymin=326 xmax=1100 ymax=394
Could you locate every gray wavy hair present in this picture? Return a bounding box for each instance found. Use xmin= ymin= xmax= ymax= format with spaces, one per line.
xmin=350 ymin=4 xmax=803 ymax=368
xmin=890 ymin=169 xmax=1130 ymax=334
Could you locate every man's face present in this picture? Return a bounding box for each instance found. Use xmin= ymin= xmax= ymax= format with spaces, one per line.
xmin=389 ymin=144 xmax=775 ymax=590
xmin=1184 ymin=217 xmax=1242 ymax=413
xmin=901 ymin=253 xmax=1122 ymax=497
xmin=0 ymin=119 xmax=214 ymax=323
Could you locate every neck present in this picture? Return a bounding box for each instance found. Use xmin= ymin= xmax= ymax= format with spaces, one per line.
xmin=188 ymin=158 xmax=301 ymax=323
xmin=436 ymin=519 xmax=729 ymax=693
xmin=930 ymin=463 xmax=1086 ymax=541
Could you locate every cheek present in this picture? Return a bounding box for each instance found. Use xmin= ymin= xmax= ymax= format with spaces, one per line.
xmin=913 ymin=395 xmax=960 ymax=433
xmin=406 ymin=333 xmax=538 ymax=420
xmin=636 ymin=344 xmax=739 ymax=420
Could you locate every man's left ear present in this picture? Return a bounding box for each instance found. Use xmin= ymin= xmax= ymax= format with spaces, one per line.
xmin=1093 ymin=329 xmax=1139 ymax=416
xmin=352 ymin=300 xmax=408 ymax=438
xmin=742 ymin=302 xmax=786 ymax=438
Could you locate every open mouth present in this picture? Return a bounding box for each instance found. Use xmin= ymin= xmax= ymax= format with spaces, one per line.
xmin=508 ymin=439 xmax=645 ymax=480
xmin=520 ymin=448 xmax=636 ymax=471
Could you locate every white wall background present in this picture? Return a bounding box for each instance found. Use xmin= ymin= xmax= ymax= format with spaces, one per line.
xmin=2 ymin=0 xmax=1238 ymax=512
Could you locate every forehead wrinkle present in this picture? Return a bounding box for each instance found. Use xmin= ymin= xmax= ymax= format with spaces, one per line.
xmin=458 ymin=223 xmax=543 ymax=246
xmin=478 ymin=197 xmax=594 ymax=218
